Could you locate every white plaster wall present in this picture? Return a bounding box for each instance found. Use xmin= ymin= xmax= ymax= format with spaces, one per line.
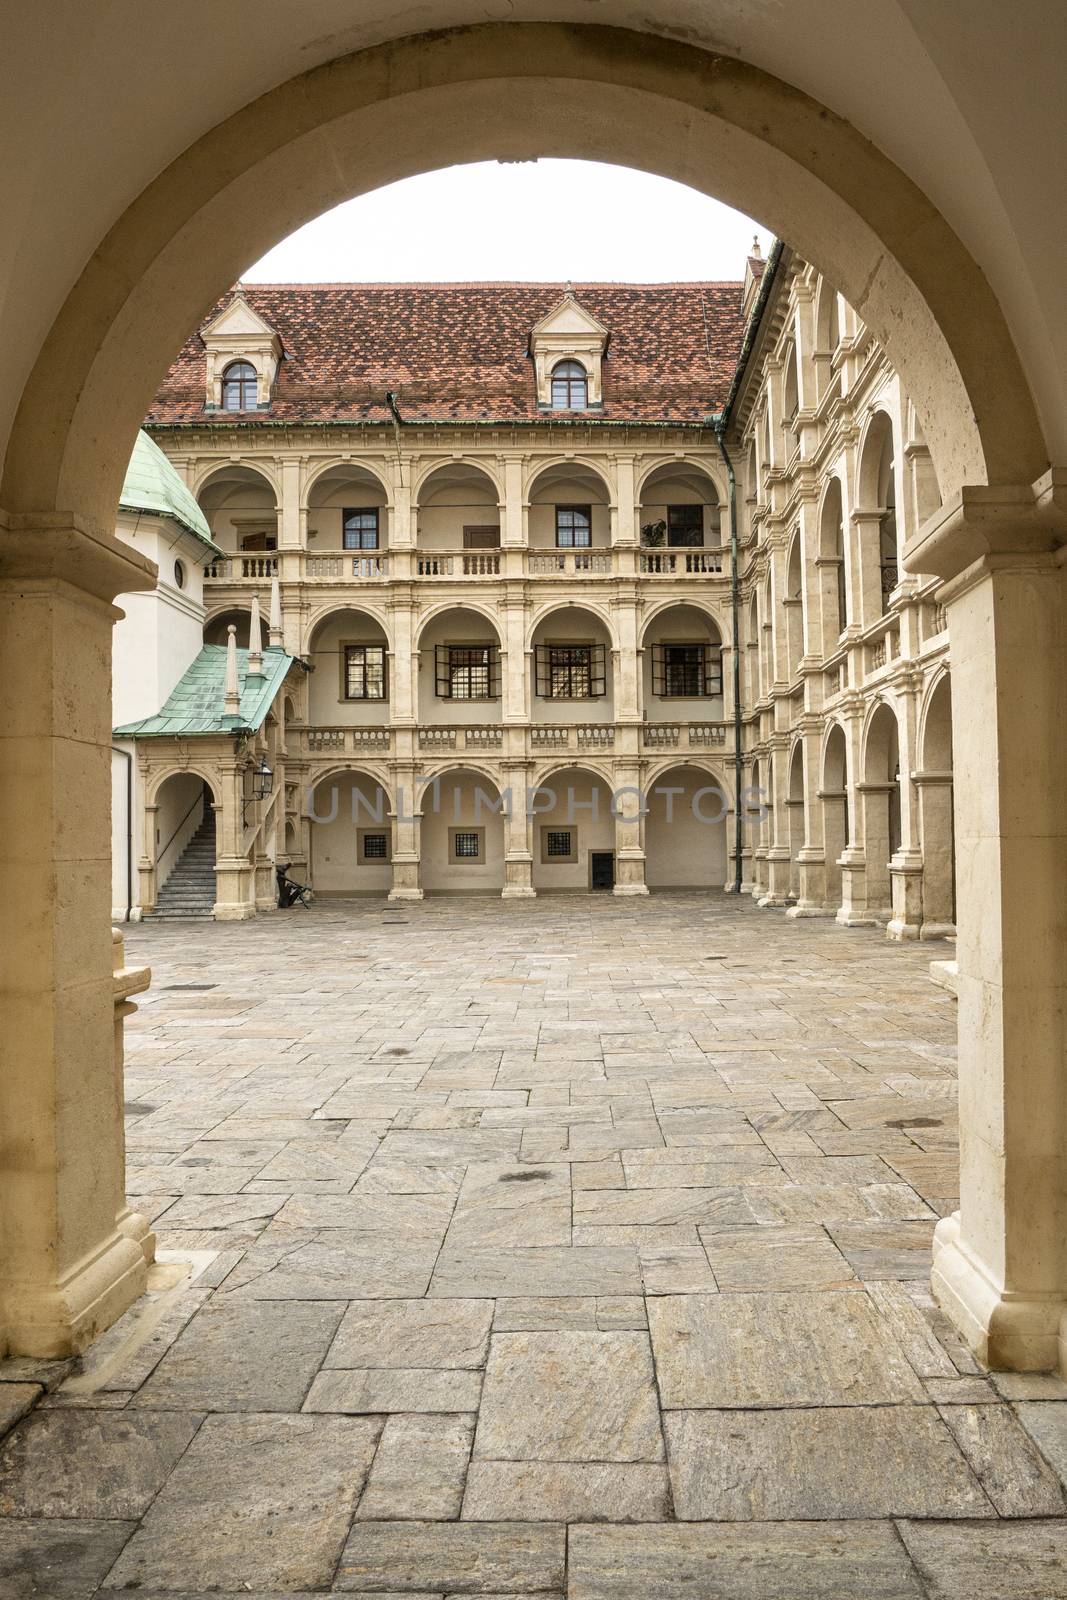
xmin=531 ymin=772 xmax=615 ymax=891
xmin=528 ymin=475 xmax=610 ymax=549
xmin=308 ymin=772 xmax=392 ymax=894
xmin=307 ymin=479 xmax=389 ymax=552
xmin=308 ymin=611 xmax=391 ymax=726
xmin=530 ymin=608 xmax=614 ymax=724
xmin=112 ymin=513 xmax=207 ymax=726
xmin=644 ymin=769 xmax=728 ymax=888
xmin=110 ymin=742 xmax=142 ymax=919
xmin=420 ymin=772 xmax=506 ymax=893
xmin=416 ymin=478 xmax=498 ymax=551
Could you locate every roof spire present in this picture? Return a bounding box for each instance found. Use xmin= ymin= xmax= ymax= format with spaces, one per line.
xmin=248 ymin=594 xmax=264 ymax=677
xmin=268 ymin=576 xmax=283 ymax=648
xmin=749 ymin=234 xmax=762 ymax=259
xmin=223 ymin=624 xmax=242 ymax=716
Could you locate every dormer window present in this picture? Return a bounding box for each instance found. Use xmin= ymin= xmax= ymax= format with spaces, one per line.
xmin=222 ymin=361 xmax=258 ymax=412
xmin=551 ymin=360 xmax=588 ymax=411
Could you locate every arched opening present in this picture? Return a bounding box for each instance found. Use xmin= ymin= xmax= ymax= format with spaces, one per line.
xmin=308 ymin=770 xmax=392 ymax=896
xmin=149 ymin=773 xmax=216 ymax=916
xmin=531 ymin=766 xmax=615 ymax=891
xmin=857 ymin=412 xmax=899 ymax=618
xmin=862 ymin=700 xmax=902 ymax=920
xmin=307 ymin=606 xmax=390 ymax=728
xmin=306 ymin=464 xmax=390 ymax=576
xmin=196 ymin=463 xmax=279 ymax=575
xmin=415 ymin=463 xmax=501 ymax=575
xmin=786 ymin=741 xmax=805 ymax=901
xmin=642 ymin=603 xmax=723 ymax=721
xmin=1 ymin=15 xmax=1059 ymax=1373
xmin=528 ymin=461 xmax=611 ymax=562
xmin=784 ymin=532 xmax=804 ymax=677
xmin=420 ymin=768 xmax=506 ymax=894
xmin=529 ymin=604 xmax=614 ymax=723
xmin=638 ymin=462 xmax=721 ymax=572
xmin=821 ymin=723 xmax=848 ymax=911
xmin=748 ymin=755 xmax=768 ymax=893
xmin=818 ymin=477 xmax=847 ymax=648
xmin=416 ymin=606 xmax=502 ymax=727
xmin=919 ymin=673 xmax=956 ymax=936
xmin=203 ymin=606 xmax=253 ymax=647
xmin=644 ymin=764 xmax=728 ymax=890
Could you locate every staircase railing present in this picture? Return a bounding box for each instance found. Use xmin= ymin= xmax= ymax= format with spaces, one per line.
xmin=157 ymin=791 xmax=212 ymax=878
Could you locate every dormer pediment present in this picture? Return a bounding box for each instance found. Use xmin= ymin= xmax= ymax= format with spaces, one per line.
xmin=529 ymin=290 xmax=609 ymax=409
xmin=201 ymin=292 xmax=283 ymax=412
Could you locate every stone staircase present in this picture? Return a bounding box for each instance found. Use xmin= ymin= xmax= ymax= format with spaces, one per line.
xmin=150 ymin=811 xmax=216 ymax=919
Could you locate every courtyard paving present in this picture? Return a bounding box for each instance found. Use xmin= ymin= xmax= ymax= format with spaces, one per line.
xmin=4 ymin=893 xmax=1067 ymax=1596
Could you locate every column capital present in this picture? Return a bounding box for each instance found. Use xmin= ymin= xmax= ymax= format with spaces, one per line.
xmin=904 ymin=470 xmax=1067 ymax=583
xmin=0 ymin=511 xmax=157 ymax=603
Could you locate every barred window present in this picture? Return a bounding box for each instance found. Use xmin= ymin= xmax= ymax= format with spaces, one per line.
xmin=652 ymin=642 xmax=722 ymax=698
xmin=545 ymin=830 xmax=574 ymax=860
xmin=361 ymin=832 xmax=388 ymax=860
xmin=343 ymin=508 xmax=379 ymax=550
xmin=535 ymin=642 xmax=606 ymax=700
xmin=449 ymin=828 xmax=484 ymax=863
xmin=555 ymin=505 xmax=592 ymax=548
xmin=667 ymin=504 xmax=704 ymax=547
xmin=551 ymin=360 xmax=588 ymax=410
xmin=435 ymin=644 xmax=500 ymax=701
xmin=221 ymin=361 xmax=257 ymax=411
xmin=343 ymin=644 xmax=387 ymax=701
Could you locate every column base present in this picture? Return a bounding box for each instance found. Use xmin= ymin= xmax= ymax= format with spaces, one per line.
xmin=501 ymin=885 xmax=537 ymax=899
xmin=613 ymin=883 xmax=649 ymax=897
xmin=835 ymin=907 xmax=878 ymax=927
xmin=213 ymin=904 xmax=256 ymax=921
xmin=2 ymin=1229 xmax=149 ymax=1359
xmin=932 ymin=1212 xmax=1065 ymax=1373
xmin=786 ymin=903 xmax=835 ymax=919
xmin=387 ymin=887 xmax=424 ymax=901
xmin=928 ymin=958 xmax=959 ymax=996
xmin=921 ymin=921 xmax=957 ymax=942
xmin=757 ymin=893 xmax=790 ymax=908
xmin=886 ymin=917 xmax=922 ymax=941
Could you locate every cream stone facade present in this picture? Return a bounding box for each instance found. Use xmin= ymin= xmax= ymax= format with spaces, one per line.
xmin=2 ymin=8 xmax=1067 ymax=1416
xmin=732 ymin=247 xmax=954 ymax=942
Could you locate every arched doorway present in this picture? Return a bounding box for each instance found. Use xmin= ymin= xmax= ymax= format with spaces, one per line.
xmin=821 ymin=723 xmax=848 ymax=913
xmin=144 ymin=773 xmax=217 ymax=918
xmin=307 ymin=769 xmax=392 ymax=897
xmin=862 ymin=700 xmax=902 ymax=923
xmin=919 ymin=673 xmax=955 ymax=938
xmin=0 ymin=19 xmax=1059 ymax=1372
xmin=644 ymin=764 xmax=728 ymax=891
xmin=420 ymin=768 xmax=507 ymax=894
xmin=530 ymin=766 xmax=616 ymax=892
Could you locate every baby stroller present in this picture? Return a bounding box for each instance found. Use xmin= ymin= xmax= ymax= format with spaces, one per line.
xmin=276 ymin=864 xmax=312 ymax=909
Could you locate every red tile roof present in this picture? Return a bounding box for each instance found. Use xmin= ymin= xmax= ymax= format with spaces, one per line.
xmin=145 ymin=282 xmax=745 ymax=427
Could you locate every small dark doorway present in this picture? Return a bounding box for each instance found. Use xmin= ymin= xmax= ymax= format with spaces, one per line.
xmin=590 ymin=851 xmax=615 ymax=890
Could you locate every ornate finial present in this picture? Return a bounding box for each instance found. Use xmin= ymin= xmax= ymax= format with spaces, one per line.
xmin=564 ymin=280 xmax=574 ymax=298
xmin=268 ymin=576 xmax=283 ymax=648
xmin=750 ymin=235 xmax=762 ymax=259
xmin=224 ymin=623 xmax=241 ymax=715
xmin=247 ymin=594 xmax=264 ymax=678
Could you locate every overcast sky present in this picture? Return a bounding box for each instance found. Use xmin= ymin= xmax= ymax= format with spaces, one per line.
xmin=245 ymin=160 xmax=773 ymax=284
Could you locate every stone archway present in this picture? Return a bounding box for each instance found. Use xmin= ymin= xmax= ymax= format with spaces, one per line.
xmin=0 ymin=18 xmax=1063 ymax=1371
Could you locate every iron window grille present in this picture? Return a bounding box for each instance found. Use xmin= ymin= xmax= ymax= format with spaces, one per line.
xmin=343 ymin=644 xmax=387 ymax=700
xmin=550 ymin=360 xmax=588 ymax=410
xmin=535 ymin=642 xmax=606 ymax=700
xmin=667 ymin=504 xmax=705 ymax=547
xmin=555 ymin=505 xmax=592 ymax=548
xmin=542 ymin=828 xmax=577 ymax=863
xmin=221 ymin=361 xmax=257 ymax=411
xmin=451 ymin=830 xmax=481 ymax=860
xmin=435 ymin=644 xmax=501 ymax=701
xmin=652 ymin=642 xmax=723 ymax=698
xmin=343 ymin=508 xmax=380 ymax=550
xmin=360 ymin=831 xmax=389 ymax=861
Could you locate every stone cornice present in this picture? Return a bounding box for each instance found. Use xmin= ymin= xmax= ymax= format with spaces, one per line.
xmin=904 ymin=472 xmax=1067 ymax=582
xmin=0 ymin=511 xmax=157 ymax=602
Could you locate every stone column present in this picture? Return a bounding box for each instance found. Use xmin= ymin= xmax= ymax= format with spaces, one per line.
xmin=214 ymin=761 xmax=254 ymax=919
xmin=0 ymin=515 xmax=155 ymax=1355
xmin=612 ymin=759 xmax=648 ymax=896
xmin=501 ymin=759 xmax=535 ymax=898
xmin=788 ymin=717 xmax=831 ymax=916
xmin=759 ymin=740 xmax=792 ymax=907
xmin=112 ymin=930 xmax=155 ymax=1262
xmin=389 ymin=761 xmax=422 ymax=900
xmin=914 ymin=771 xmax=956 ymax=937
xmin=888 ymin=676 xmax=925 ymax=941
xmin=836 ymin=700 xmax=877 ymax=926
xmin=911 ymin=483 xmax=1067 ymax=1372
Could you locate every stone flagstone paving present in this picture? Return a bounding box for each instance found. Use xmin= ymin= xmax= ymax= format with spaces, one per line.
xmin=5 ymin=892 xmax=1067 ymax=1596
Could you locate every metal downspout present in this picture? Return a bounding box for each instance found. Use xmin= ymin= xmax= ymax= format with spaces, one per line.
xmin=713 ymin=426 xmax=745 ymax=895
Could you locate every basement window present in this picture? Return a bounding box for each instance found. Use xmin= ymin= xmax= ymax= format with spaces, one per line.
xmin=449 ymin=828 xmax=484 ymax=863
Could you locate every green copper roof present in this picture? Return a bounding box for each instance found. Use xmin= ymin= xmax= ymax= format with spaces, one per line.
xmin=114 ymin=645 xmax=293 ymax=738
xmin=119 ymin=430 xmax=220 ymax=551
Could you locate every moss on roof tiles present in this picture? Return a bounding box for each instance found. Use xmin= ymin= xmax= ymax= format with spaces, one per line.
xmin=119 ymin=429 xmax=220 ymax=551
xmin=113 ymin=644 xmax=293 ymax=737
